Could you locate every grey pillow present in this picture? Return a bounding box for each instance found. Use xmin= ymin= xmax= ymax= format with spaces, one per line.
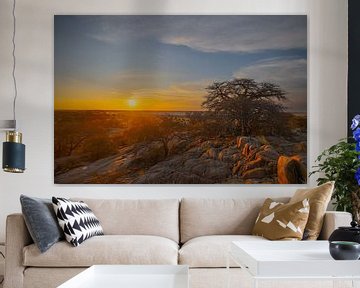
xmin=20 ymin=195 xmax=64 ymax=253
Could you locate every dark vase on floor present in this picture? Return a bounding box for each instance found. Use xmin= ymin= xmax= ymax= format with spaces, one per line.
xmin=329 ymin=221 xmax=360 ymax=244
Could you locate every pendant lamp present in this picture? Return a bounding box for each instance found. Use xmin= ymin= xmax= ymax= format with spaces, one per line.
xmin=1 ymin=0 xmax=26 ymax=173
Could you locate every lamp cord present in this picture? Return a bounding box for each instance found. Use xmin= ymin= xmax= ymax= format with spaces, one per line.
xmin=0 ymin=251 xmax=4 ymax=284
xmin=11 ymin=0 xmax=17 ymax=130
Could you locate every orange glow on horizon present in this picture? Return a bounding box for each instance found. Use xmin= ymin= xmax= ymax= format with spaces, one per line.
xmin=54 ymin=87 xmax=205 ymax=111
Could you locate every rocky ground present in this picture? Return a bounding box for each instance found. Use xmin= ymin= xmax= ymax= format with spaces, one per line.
xmin=55 ymin=132 xmax=307 ymax=184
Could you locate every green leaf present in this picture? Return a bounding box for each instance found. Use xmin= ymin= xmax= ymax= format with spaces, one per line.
xmin=310 ymin=139 xmax=359 ymax=214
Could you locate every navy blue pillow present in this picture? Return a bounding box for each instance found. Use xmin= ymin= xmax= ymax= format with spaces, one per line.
xmin=20 ymin=195 xmax=64 ymax=253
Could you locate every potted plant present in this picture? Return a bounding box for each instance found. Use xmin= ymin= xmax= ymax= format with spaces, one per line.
xmin=310 ymin=115 xmax=360 ymax=222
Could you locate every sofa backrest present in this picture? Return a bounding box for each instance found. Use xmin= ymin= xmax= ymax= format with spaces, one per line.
xmin=73 ymin=198 xmax=180 ymax=243
xmin=180 ymin=198 xmax=289 ymax=243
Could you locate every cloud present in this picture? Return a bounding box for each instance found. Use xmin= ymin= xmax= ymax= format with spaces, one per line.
xmin=130 ymin=79 xmax=210 ymax=101
xmin=134 ymin=79 xmax=208 ymax=94
xmin=55 ymin=70 xmax=186 ymax=94
xmin=234 ymin=57 xmax=307 ymax=111
xmin=85 ymin=15 xmax=307 ymax=53
xmin=234 ymin=57 xmax=306 ymax=88
xmin=161 ymin=16 xmax=307 ymax=53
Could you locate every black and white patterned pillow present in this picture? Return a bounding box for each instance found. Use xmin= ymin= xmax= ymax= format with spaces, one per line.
xmin=52 ymin=197 xmax=104 ymax=247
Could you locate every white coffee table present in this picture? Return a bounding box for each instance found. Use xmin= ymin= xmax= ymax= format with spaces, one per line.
xmin=228 ymin=241 xmax=360 ymax=288
xmin=58 ymin=265 xmax=189 ymax=288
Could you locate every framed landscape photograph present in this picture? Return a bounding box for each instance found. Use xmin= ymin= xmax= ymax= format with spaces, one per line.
xmin=54 ymin=15 xmax=307 ymax=184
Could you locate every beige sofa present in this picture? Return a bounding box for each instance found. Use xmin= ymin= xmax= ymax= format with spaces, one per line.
xmin=4 ymin=198 xmax=352 ymax=288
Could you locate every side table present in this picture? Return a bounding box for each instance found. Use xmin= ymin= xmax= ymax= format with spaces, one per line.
xmin=58 ymin=265 xmax=189 ymax=288
xmin=227 ymin=241 xmax=360 ymax=288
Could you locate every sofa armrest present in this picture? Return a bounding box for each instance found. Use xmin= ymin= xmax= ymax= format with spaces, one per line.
xmin=318 ymin=211 xmax=352 ymax=240
xmin=4 ymin=214 xmax=32 ymax=288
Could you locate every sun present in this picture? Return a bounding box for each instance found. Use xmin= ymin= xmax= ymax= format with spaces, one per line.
xmin=128 ymin=99 xmax=137 ymax=108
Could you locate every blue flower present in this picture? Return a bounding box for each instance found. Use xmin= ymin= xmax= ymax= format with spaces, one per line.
xmin=352 ymin=115 xmax=360 ymax=130
xmin=356 ymin=167 xmax=360 ymax=186
xmin=350 ymin=115 xmax=360 ymax=185
xmin=353 ymin=128 xmax=360 ymax=142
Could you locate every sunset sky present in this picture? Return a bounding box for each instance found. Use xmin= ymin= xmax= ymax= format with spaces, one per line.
xmin=54 ymin=15 xmax=307 ymax=112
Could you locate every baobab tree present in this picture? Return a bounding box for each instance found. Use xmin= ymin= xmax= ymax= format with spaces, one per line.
xmin=202 ymin=78 xmax=287 ymax=135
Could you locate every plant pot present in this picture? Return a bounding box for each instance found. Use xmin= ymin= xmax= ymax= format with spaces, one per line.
xmin=329 ymin=221 xmax=360 ymax=244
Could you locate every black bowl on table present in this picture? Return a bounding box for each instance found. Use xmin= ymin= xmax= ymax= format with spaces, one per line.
xmin=329 ymin=241 xmax=360 ymax=260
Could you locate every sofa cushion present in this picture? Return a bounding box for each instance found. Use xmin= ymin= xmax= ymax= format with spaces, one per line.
xmin=252 ymin=198 xmax=310 ymax=240
xmin=179 ymin=235 xmax=267 ymax=268
xmin=52 ymin=197 xmax=104 ymax=247
xmin=24 ymin=268 xmax=86 ymax=288
xmin=72 ymin=199 xmax=179 ymax=243
xmin=180 ymin=198 xmax=288 ymax=243
xmin=290 ymin=181 xmax=334 ymax=240
xmin=23 ymin=235 xmax=178 ymax=267
xmin=20 ymin=195 xmax=64 ymax=253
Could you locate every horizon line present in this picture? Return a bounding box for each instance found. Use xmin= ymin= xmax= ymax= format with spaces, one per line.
xmin=54 ymin=109 xmax=307 ymax=113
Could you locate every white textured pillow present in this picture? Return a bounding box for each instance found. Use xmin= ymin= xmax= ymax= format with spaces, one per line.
xmin=52 ymin=197 xmax=103 ymax=247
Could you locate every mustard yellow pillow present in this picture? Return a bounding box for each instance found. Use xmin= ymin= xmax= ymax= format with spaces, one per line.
xmin=252 ymin=198 xmax=310 ymax=240
xmin=289 ymin=181 xmax=334 ymax=240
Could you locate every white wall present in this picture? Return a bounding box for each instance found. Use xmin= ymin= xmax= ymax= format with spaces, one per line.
xmin=0 ymin=0 xmax=348 ymax=242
